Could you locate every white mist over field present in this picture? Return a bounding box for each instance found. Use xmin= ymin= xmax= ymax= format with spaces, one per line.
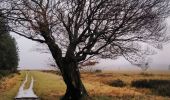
xmin=12 ymin=18 xmax=170 ymax=71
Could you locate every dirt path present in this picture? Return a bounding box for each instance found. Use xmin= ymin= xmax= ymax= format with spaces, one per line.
xmin=15 ymin=73 xmax=38 ymax=100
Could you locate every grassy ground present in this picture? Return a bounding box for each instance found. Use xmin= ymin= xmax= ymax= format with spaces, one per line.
xmin=0 ymin=70 xmax=170 ymax=100
xmin=0 ymin=72 xmax=25 ymax=100
xmin=24 ymin=72 xmax=32 ymax=90
xmin=81 ymin=71 xmax=170 ymax=100
xmin=30 ymin=71 xmax=66 ymax=100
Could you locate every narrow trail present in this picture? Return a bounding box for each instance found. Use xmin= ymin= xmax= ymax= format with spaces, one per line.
xmin=15 ymin=73 xmax=38 ymax=100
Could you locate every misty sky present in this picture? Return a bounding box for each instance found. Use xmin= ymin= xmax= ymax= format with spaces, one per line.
xmin=12 ymin=18 xmax=170 ymax=71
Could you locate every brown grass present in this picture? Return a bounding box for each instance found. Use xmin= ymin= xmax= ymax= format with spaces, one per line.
xmin=0 ymin=71 xmax=170 ymax=100
xmin=81 ymin=71 xmax=170 ymax=99
xmin=0 ymin=74 xmax=18 ymax=91
xmin=0 ymin=72 xmax=25 ymax=100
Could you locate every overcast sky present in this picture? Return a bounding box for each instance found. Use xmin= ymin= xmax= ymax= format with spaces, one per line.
xmin=12 ymin=18 xmax=170 ymax=71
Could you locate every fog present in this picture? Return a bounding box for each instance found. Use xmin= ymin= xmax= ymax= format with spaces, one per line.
xmin=12 ymin=18 xmax=170 ymax=71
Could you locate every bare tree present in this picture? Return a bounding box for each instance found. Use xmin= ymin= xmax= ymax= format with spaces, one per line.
xmin=2 ymin=0 xmax=170 ymax=99
xmin=136 ymin=57 xmax=152 ymax=72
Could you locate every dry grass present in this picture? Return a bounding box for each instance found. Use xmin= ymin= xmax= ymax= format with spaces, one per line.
xmin=0 ymin=72 xmax=25 ymax=100
xmin=29 ymin=70 xmax=170 ymax=100
xmin=30 ymin=71 xmax=66 ymax=100
xmin=81 ymin=71 xmax=170 ymax=99
xmin=82 ymin=72 xmax=141 ymax=97
xmin=81 ymin=71 xmax=170 ymax=85
xmin=23 ymin=72 xmax=32 ymax=90
xmin=0 ymin=70 xmax=170 ymax=100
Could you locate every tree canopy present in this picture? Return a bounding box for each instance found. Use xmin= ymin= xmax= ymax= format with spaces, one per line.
xmin=2 ymin=0 xmax=170 ymax=99
xmin=3 ymin=0 xmax=170 ymax=64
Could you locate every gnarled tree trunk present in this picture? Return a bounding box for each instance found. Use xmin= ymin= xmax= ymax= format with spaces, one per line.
xmin=46 ymin=42 xmax=88 ymax=100
xmin=61 ymin=59 xmax=88 ymax=100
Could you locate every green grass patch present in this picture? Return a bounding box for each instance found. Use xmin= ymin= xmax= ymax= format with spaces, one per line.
xmin=30 ymin=71 xmax=66 ymax=100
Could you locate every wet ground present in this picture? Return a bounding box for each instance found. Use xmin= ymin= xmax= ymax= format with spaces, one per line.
xmin=15 ymin=73 xmax=38 ymax=100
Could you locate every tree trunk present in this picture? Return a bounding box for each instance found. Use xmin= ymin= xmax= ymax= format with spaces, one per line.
xmin=61 ymin=60 xmax=89 ymax=100
xmin=45 ymin=39 xmax=88 ymax=100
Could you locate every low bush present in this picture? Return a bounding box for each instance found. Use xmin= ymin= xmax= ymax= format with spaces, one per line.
xmin=155 ymin=84 xmax=170 ymax=97
xmin=0 ymin=74 xmax=2 ymax=79
xmin=109 ymin=79 xmax=126 ymax=87
xmin=131 ymin=79 xmax=170 ymax=97
xmin=0 ymin=70 xmax=14 ymax=80
xmin=95 ymin=69 xmax=102 ymax=73
xmin=131 ymin=79 xmax=151 ymax=88
xmin=0 ymin=70 xmax=11 ymax=76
